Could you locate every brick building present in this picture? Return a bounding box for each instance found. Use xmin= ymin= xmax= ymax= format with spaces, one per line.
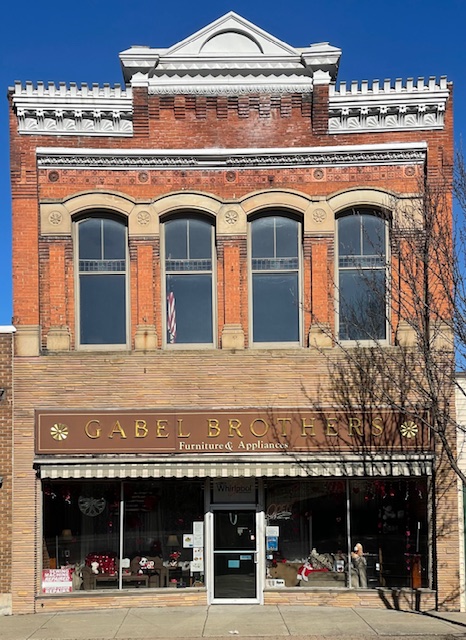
xmin=8 ymin=12 xmax=458 ymax=614
xmin=0 ymin=327 xmax=15 ymax=615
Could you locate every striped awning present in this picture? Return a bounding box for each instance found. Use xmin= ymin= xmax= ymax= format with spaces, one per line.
xmin=35 ymin=455 xmax=433 ymax=480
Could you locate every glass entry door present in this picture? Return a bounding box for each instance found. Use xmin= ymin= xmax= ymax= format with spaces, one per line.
xmin=213 ymin=509 xmax=257 ymax=600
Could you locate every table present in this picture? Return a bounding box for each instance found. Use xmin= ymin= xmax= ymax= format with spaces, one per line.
xmin=92 ymin=573 xmax=149 ymax=589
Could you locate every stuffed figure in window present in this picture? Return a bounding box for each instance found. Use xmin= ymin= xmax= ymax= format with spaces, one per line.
xmin=296 ymin=559 xmax=314 ymax=582
xmin=351 ymin=542 xmax=367 ymax=588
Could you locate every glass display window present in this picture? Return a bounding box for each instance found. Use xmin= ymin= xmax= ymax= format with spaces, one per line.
xmin=42 ymin=479 xmax=204 ymax=591
xmin=265 ymin=477 xmax=429 ymax=590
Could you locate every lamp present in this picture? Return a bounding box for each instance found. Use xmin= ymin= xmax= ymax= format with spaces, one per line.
xmin=167 ymin=535 xmax=181 ymax=567
xmin=56 ymin=529 xmax=73 ymax=567
xmin=167 ymin=534 xmax=180 ymax=548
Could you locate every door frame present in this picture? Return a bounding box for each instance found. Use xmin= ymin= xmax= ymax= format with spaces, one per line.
xmin=206 ymin=494 xmax=265 ymax=605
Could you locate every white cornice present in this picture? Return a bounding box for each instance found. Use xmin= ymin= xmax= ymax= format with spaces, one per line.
xmin=146 ymin=74 xmax=313 ymax=95
xmin=10 ymin=81 xmax=133 ymax=136
xmin=36 ymin=142 xmax=427 ymax=171
xmin=329 ymin=76 xmax=449 ymax=133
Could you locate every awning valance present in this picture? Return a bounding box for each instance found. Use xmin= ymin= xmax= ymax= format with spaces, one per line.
xmin=35 ymin=454 xmax=433 ymax=480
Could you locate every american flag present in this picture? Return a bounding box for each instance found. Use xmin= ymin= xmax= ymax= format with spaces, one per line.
xmin=167 ymin=291 xmax=177 ymax=344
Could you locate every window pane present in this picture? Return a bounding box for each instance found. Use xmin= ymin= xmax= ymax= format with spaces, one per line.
xmin=276 ymin=217 xmax=298 ymax=258
xmin=349 ymin=479 xmax=428 ymax=589
xmin=123 ymin=480 xmax=203 ymax=589
xmin=266 ymin=480 xmax=347 ymax=589
xmin=338 ymin=216 xmax=361 ymax=257
xmin=165 ymin=219 xmax=188 ymax=260
xmin=362 ymin=216 xmax=385 ymax=257
xmin=339 ymin=269 xmax=386 ymax=340
xmin=253 ymin=273 xmax=299 ymax=342
xmin=42 ymin=481 xmax=120 ymax=591
xmin=166 ymin=274 xmax=213 ymax=344
xmin=252 ymin=217 xmax=274 ymax=258
xmin=79 ymin=219 xmax=102 ymax=260
xmin=80 ymin=274 xmax=126 ymax=344
xmin=189 ymin=218 xmax=212 ymax=259
xmin=42 ymin=479 xmax=204 ymax=592
xmin=103 ymin=219 xmax=126 ymax=260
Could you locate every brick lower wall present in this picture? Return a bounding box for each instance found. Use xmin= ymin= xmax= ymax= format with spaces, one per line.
xmin=34 ymin=587 xmax=436 ymax=614
xmin=36 ymin=589 xmax=207 ymax=612
xmin=264 ymin=588 xmax=436 ymax=611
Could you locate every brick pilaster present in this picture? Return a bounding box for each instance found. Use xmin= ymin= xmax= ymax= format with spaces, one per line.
xmin=312 ymin=83 xmax=329 ymax=135
xmin=132 ymin=86 xmax=149 ymax=138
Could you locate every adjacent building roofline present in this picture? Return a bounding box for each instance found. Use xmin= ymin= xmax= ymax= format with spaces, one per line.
xmin=0 ymin=326 xmax=16 ymax=334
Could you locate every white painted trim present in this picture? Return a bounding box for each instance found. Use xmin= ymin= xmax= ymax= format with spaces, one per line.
xmin=37 ymin=141 xmax=427 ymax=157
xmin=0 ymin=326 xmax=15 ymax=333
xmin=146 ymin=77 xmax=313 ymax=95
xmin=36 ymin=142 xmax=427 ymax=172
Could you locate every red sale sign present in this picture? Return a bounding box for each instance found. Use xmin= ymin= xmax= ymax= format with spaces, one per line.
xmin=42 ymin=569 xmax=73 ymax=593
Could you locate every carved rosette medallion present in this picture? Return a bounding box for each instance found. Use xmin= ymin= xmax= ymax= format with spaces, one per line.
xmin=48 ymin=211 xmax=63 ymax=226
xmin=313 ymin=169 xmax=324 ymax=180
xmin=137 ymin=211 xmax=151 ymax=226
xmin=224 ymin=210 xmax=239 ymax=225
xmin=312 ymin=208 xmax=327 ymax=224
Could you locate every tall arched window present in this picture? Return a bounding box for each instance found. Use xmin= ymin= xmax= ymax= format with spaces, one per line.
xmin=77 ymin=215 xmax=128 ymax=347
xmin=337 ymin=208 xmax=388 ymax=341
xmin=250 ymin=213 xmax=301 ymax=344
xmin=163 ymin=215 xmax=215 ymax=345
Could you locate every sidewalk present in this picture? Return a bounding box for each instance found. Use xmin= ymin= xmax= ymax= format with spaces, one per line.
xmin=1 ymin=605 xmax=466 ymax=640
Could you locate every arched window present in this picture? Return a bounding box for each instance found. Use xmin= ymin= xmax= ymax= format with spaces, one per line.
xmin=163 ymin=215 xmax=215 ymax=345
xmin=77 ymin=215 xmax=128 ymax=347
xmin=250 ymin=213 xmax=301 ymax=344
xmin=337 ymin=208 xmax=388 ymax=341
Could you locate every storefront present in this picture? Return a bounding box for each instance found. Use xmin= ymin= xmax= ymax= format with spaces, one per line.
xmin=36 ymin=408 xmax=434 ymax=605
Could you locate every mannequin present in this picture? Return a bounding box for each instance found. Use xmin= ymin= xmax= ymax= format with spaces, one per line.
xmin=351 ymin=542 xmax=367 ymax=588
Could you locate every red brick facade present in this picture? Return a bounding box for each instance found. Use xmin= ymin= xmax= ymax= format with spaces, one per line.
xmin=7 ymin=13 xmax=458 ymax=614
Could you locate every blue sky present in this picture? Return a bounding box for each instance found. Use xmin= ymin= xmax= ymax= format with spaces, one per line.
xmin=1 ymin=0 xmax=465 ymax=325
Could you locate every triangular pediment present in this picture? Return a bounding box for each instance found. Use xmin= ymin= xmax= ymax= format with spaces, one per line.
xmin=119 ymin=13 xmax=341 ymax=91
xmin=164 ymin=12 xmax=298 ymax=57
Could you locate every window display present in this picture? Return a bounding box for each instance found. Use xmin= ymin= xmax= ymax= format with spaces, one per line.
xmin=265 ymin=478 xmax=428 ymax=589
xmin=41 ymin=476 xmax=429 ymax=594
xmin=350 ymin=478 xmax=428 ymax=588
xmin=42 ymin=480 xmax=204 ymax=591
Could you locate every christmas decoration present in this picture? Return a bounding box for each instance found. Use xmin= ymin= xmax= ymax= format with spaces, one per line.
xmin=78 ymin=496 xmax=106 ymax=516
xmin=85 ymin=552 xmax=117 ymax=575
